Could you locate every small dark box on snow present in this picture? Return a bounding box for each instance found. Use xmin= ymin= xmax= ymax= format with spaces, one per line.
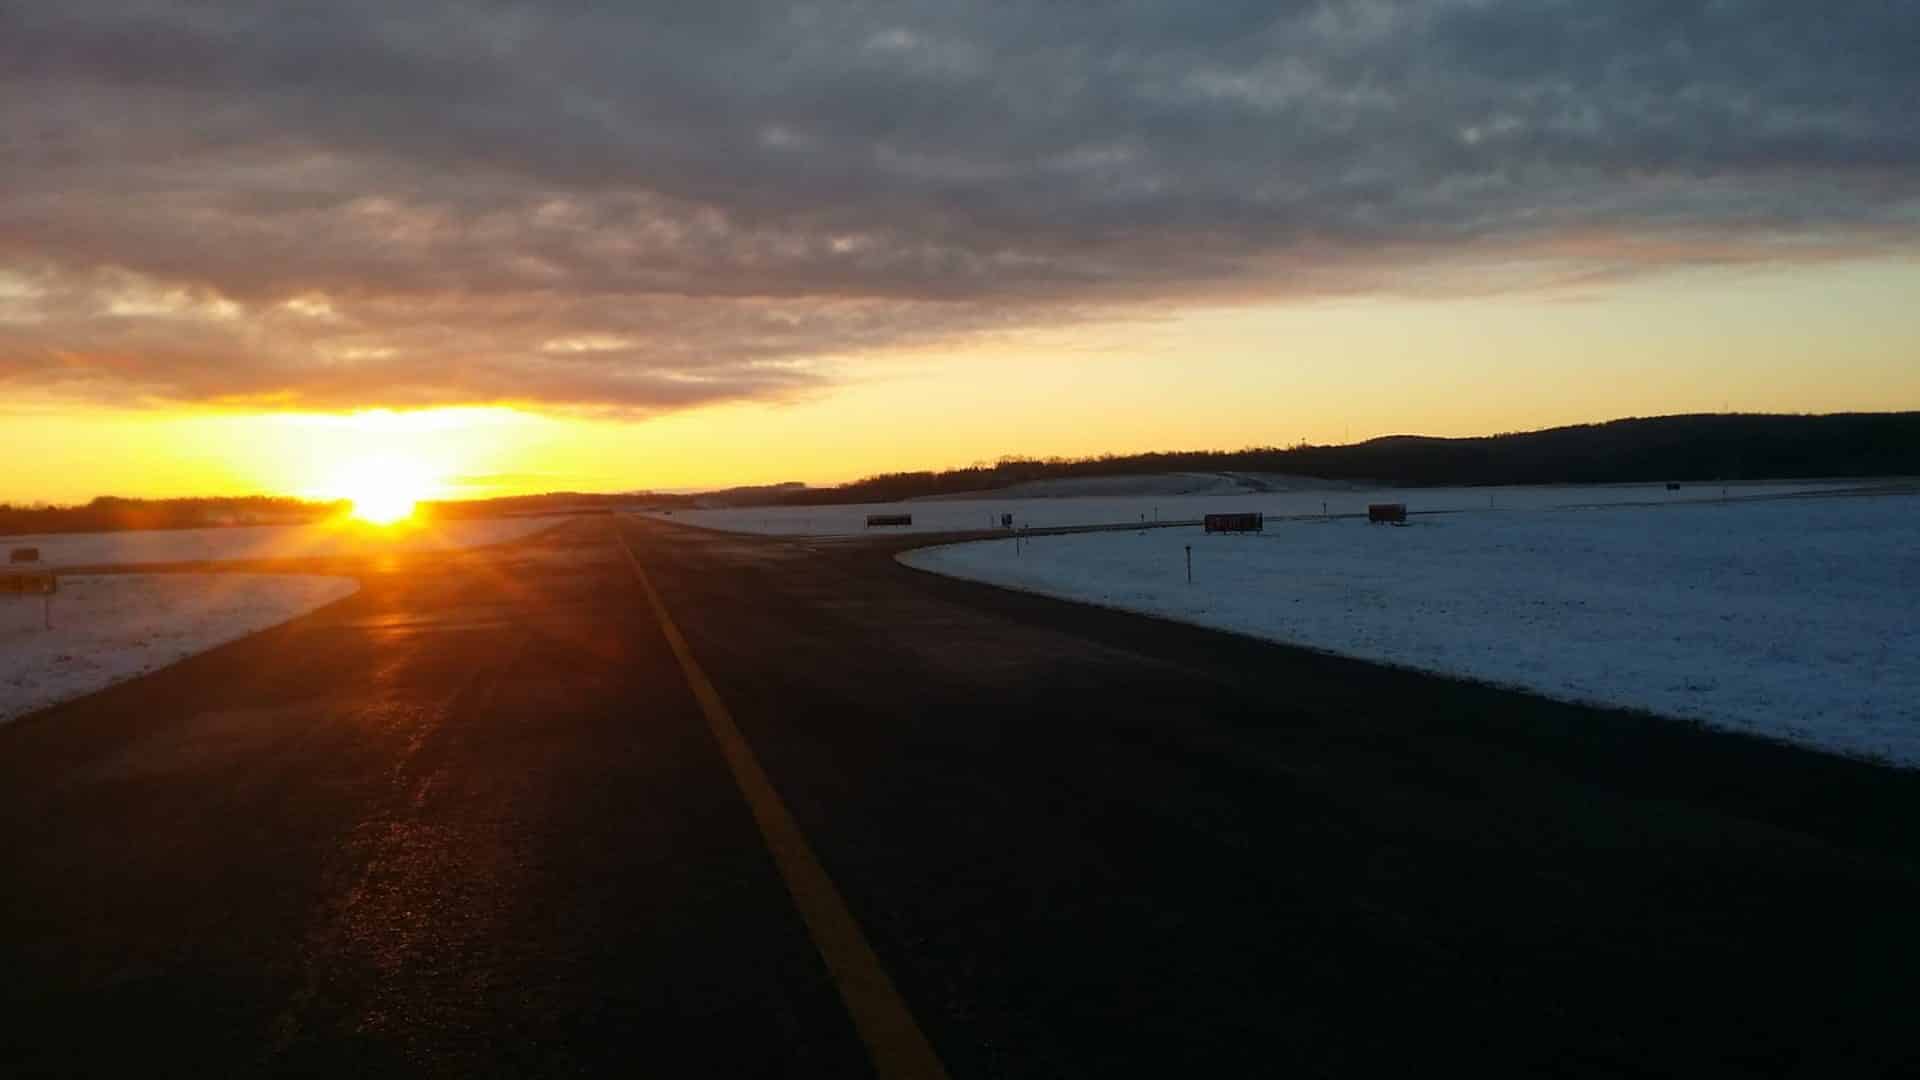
xmin=1204 ymin=513 xmax=1263 ymax=533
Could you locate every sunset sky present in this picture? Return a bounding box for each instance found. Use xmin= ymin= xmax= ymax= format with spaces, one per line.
xmin=4 ymin=2 xmax=1917 ymax=504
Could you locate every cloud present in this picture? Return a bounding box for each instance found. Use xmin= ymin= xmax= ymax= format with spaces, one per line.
xmin=1 ymin=1 xmax=1915 ymax=411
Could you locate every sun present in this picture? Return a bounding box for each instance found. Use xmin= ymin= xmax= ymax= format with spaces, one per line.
xmin=351 ymin=485 xmax=418 ymax=525
xmin=323 ymin=456 xmax=437 ymax=526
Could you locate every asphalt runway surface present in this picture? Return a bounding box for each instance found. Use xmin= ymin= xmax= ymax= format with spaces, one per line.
xmin=3 ymin=514 xmax=1918 ymax=1077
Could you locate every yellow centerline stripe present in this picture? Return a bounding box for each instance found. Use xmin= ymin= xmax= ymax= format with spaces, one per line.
xmin=617 ymin=524 xmax=951 ymax=1080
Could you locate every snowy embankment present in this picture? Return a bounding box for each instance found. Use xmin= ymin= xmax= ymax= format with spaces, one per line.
xmin=902 ymin=494 xmax=1920 ymax=765
xmin=0 ymin=514 xmax=569 ymax=569
xmin=1 ymin=574 xmax=359 ymax=723
xmin=653 ymin=479 xmax=1879 ymax=537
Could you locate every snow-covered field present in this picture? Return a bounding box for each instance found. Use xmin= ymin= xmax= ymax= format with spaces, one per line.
xmin=902 ymin=493 xmax=1920 ymax=765
xmin=0 ymin=515 xmax=570 ymax=569
xmin=1 ymin=574 xmax=359 ymax=723
xmin=653 ymin=479 xmax=1881 ymax=537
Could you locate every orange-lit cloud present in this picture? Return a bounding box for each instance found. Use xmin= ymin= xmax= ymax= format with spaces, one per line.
xmin=1 ymin=2 xmax=1917 ymax=416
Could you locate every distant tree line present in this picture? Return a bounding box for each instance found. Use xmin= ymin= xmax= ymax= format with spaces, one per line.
xmin=0 ymin=491 xmax=658 ymax=536
xmin=11 ymin=413 xmax=1915 ymax=530
xmin=767 ymin=412 xmax=1920 ymax=505
xmin=0 ymin=495 xmax=344 ymax=537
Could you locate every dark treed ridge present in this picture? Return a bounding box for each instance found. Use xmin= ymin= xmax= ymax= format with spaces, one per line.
xmin=0 ymin=493 xmax=639 ymax=537
xmin=0 ymin=496 xmax=343 ymax=537
xmin=767 ymin=413 xmax=1920 ymax=505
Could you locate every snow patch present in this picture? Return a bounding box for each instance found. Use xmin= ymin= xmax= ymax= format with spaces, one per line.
xmin=1 ymin=574 xmax=359 ymax=724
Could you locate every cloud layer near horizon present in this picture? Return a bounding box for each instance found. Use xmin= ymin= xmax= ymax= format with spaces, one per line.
xmin=3 ymin=1 xmax=1916 ymax=411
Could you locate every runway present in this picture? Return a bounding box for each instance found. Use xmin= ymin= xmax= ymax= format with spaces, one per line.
xmin=3 ymin=515 xmax=1916 ymax=1076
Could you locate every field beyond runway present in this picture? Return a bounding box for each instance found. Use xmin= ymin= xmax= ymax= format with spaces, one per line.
xmin=2 ymin=515 xmax=1917 ymax=1076
xmin=906 ymin=492 xmax=1920 ymax=763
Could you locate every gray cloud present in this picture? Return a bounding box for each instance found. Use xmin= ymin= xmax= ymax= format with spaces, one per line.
xmin=1 ymin=1 xmax=1915 ymax=410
